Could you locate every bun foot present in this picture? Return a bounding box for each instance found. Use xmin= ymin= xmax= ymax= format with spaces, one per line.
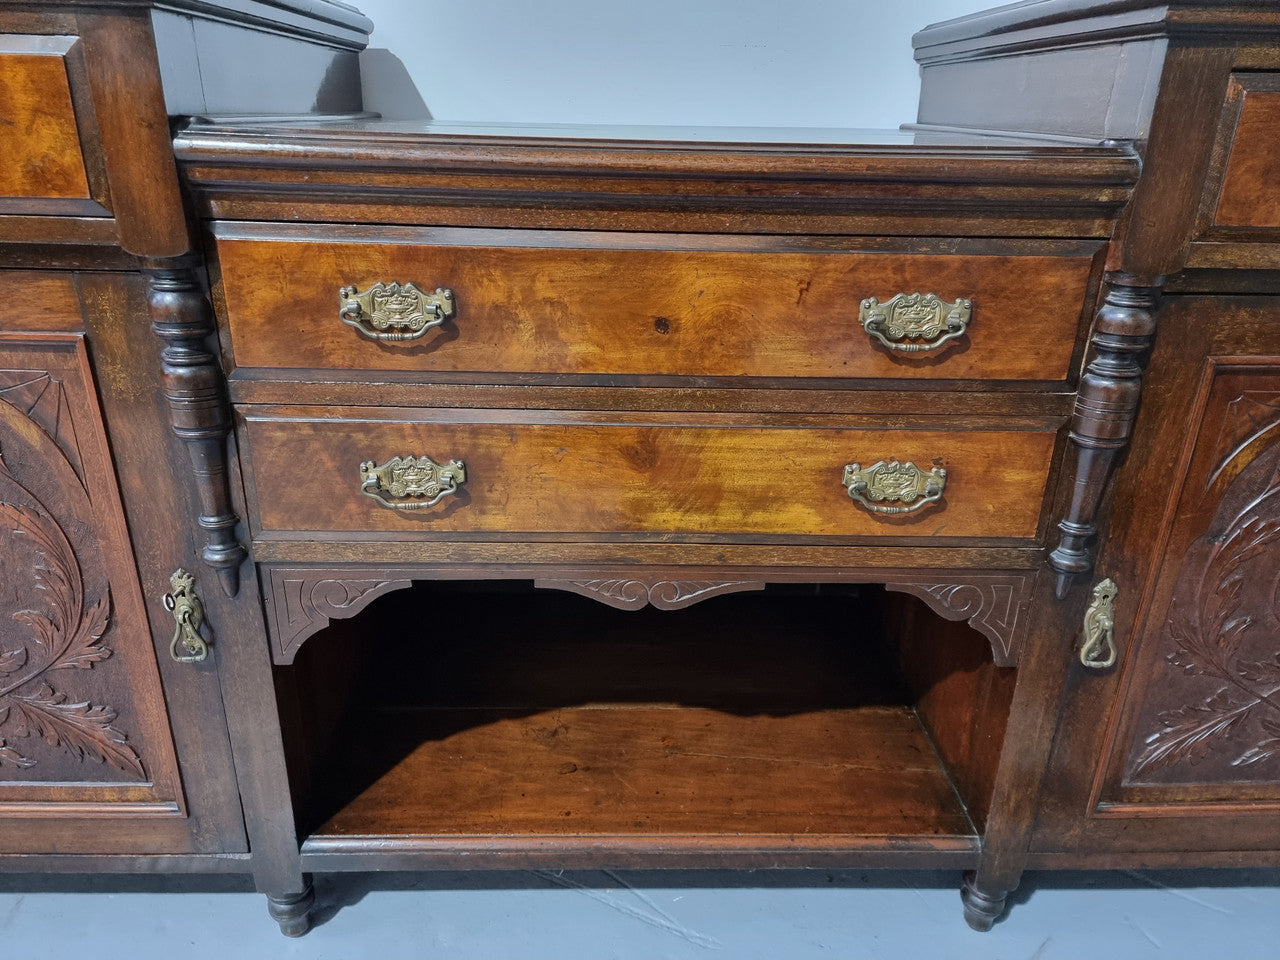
xmin=267 ymin=881 xmax=315 ymax=937
xmin=960 ymin=872 xmax=1007 ymax=931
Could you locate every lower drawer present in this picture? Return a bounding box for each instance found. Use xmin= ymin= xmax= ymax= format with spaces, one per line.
xmin=241 ymin=408 xmax=1059 ymax=542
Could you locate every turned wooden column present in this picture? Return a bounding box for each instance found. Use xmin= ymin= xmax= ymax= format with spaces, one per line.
xmin=146 ymin=261 xmax=246 ymax=597
xmin=1049 ymin=276 xmax=1160 ymax=599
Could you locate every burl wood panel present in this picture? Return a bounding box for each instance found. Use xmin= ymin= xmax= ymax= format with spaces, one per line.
xmin=0 ymin=335 xmax=186 ymax=835
xmin=1215 ymin=88 xmax=1280 ymax=228
xmin=0 ymin=41 xmax=91 ymax=200
xmin=215 ymin=231 xmax=1095 ymax=381
xmin=241 ymin=409 xmax=1058 ymax=541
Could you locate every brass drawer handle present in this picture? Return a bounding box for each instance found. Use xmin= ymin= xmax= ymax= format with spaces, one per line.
xmin=339 ymin=281 xmax=456 ymax=342
xmin=859 ymin=293 xmax=971 ymax=353
xmin=842 ymin=459 xmax=946 ymax=515
xmin=360 ymin=455 xmax=467 ymax=510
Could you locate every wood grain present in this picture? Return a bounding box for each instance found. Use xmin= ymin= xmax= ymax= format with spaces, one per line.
xmin=0 ymin=332 xmax=190 ymax=846
xmin=241 ymin=410 xmax=1059 ymax=541
xmin=0 ymin=271 xmax=83 ymax=332
xmin=77 ymin=11 xmax=191 ymax=257
xmin=1032 ymin=298 xmax=1280 ymax=862
xmin=299 ymin=586 xmax=975 ymax=844
xmin=315 ymin=704 xmax=973 ymax=840
xmin=1215 ymin=88 xmax=1280 ymax=228
xmin=216 ymin=233 xmax=1095 ymax=382
xmin=0 ymin=46 xmax=91 ymax=200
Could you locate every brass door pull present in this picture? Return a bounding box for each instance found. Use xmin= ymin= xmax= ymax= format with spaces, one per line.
xmin=339 ymin=281 xmax=456 ymax=342
xmin=360 ymin=455 xmax=467 ymax=510
xmin=163 ymin=569 xmax=208 ymax=663
xmin=1080 ymin=578 xmax=1118 ymax=669
xmin=859 ymin=293 xmax=971 ymax=353
xmin=843 ymin=459 xmax=946 ymax=515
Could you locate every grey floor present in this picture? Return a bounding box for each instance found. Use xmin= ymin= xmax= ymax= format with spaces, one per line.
xmin=1 ymin=868 xmax=1276 ymax=959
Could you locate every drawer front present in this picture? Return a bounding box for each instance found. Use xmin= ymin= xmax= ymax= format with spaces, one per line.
xmin=216 ymin=229 xmax=1096 ymax=382
xmin=242 ymin=409 xmax=1058 ymax=541
xmin=0 ymin=36 xmax=91 ymax=201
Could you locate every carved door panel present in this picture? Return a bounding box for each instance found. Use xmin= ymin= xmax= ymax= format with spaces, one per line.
xmin=0 ymin=282 xmax=246 ymax=854
xmin=1031 ymin=297 xmax=1280 ymax=860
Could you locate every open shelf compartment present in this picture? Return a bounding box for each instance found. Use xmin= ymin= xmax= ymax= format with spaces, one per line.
xmin=284 ymin=582 xmax=1010 ymax=870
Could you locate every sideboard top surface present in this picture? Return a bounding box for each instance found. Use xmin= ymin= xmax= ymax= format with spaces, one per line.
xmin=172 ymin=119 xmax=1140 ymax=237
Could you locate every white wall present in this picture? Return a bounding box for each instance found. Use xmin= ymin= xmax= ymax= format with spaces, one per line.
xmin=356 ymin=0 xmax=986 ymax=129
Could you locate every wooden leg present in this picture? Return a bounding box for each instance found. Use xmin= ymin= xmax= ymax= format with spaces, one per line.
xmin=267 ymin=879 xmax=315 ymax=937
xmin=963 ymin=573 xmax=1090 ymax=931
xmin=960 ymin=872 xmax=1007 ymax=931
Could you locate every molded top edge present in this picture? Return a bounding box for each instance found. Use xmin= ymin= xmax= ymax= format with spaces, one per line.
xmin=914 ymin=0 xmax=1280 ymax=59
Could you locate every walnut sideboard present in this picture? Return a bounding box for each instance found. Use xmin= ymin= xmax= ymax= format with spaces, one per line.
xmin=3 ymin=0 xmax=1280 ymax=939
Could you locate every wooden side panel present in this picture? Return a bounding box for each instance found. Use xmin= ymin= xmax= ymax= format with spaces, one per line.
xmin=0 ymin=38 xmax=91 ymax=200
xmin=890 ymin=591 xmax=1016 ymax=831
xmin=0 ymin=333 xmax=188 ymax=837
xmin=1109 ymin=365 xmax=1280 ymax=800
xmin=76 ymin=11 xmax=191 ymax=257
xmin=0 ymin=271 xmax=84 ymax=332
xmin=1032 ymin=298 xmax=1280 ymax=859
xmin=215 ymin=233 xmax=1096 ymax=382
xmin=1214 ymin=86 xmax=1280 ymax=229
xmin=241 ymin=409 xmax=1058 ymax=541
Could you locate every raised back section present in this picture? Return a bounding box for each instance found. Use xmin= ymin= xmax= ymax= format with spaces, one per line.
xmin=914 ymin=0 xmax=1280 ymax=143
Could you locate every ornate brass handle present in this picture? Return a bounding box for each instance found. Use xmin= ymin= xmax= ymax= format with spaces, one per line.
xmin=859 ymin=293 xmax=971 ymax=353
xmin=163 ymin=569 xmax=208 ymax=663
xmin=360 ymin=455 xmax=467 ymax=510
xmin=1080 ymin=577 xmax=1118 ymax=669
xmin=842 ymin=460 xmax=946 ymax=515
xmin=339 ymin=281 xmax=456 ymax=342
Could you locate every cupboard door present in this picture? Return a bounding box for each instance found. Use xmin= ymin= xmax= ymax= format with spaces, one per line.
xmin=0 ymin=272 xmax=245 ymax=855
xmin=1031 ymin=297 xmax=1280 ymax=861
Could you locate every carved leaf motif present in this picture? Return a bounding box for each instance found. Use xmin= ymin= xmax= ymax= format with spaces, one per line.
xmin=0 ymin=736 xmax=34 ymax=769
xmin=9 ymin=684 xmax=143 ymax=776
xmin=536 ymin=578 xmax=766 ymax=612
xmin=1132 ymin=465 xmax=1280 ymax=778
xmin=0 ymin=646 xmax=27 ymax=675
xmin=0 ymin=465 xmax=140 ymax=775
xmin=578 ymin=580 xmax=649 ymax=607
xmin=1234 ymin=713 xmax=1280 ymax=766
xmin=54 ymin=593 xmax=112 ymax=670
xmin=1237 ymin=653 xmax=1280 ymax=688
xmin=1136 ymin=689 xmax=1253 ymax=771
xmin=1234 ymin=743 xmax=1280 ymax=767
xmin=12 ymin=609 xmax=57 ymax=651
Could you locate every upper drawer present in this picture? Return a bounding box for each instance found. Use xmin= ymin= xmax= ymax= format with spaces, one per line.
xmin=214 ymin=226 xmax=1100 ymax=383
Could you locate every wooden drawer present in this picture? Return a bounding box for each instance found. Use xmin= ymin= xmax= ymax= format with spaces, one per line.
xmin=241 ymin=407 xmax=1059 ymax=541
xmin=215 ymin=227 xmax=1098 ymax=383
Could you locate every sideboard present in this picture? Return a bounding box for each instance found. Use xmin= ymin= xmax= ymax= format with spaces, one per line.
xmin=2 ymin=0 xmax=1279 ymax=938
